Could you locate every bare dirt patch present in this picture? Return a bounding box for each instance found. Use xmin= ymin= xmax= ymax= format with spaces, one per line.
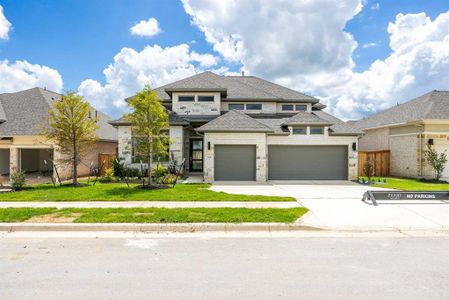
xmin=26 ymin=212 xmax=82 ymax=223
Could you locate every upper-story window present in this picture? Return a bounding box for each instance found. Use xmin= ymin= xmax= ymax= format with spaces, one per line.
xmin=292 ymin=126 xmax=307 ymax=135
xmin=179 ymin=96 xmax=195 ymax=102
xmin=246 ymin=104 xmax=262 ymax=110
xmin=295 ymin=104 xmax=307 ymax=111
xmin=282 ymin=104 xmax=294 ymax=111
xmin=229 ymin=103 xmax=245 ymax=110
xmin=310 ymin=126 xmax=325 ymax=135
xmin=198 ymin=96 xmax=214 ymax=102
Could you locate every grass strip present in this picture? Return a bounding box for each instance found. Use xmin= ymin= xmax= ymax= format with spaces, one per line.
xmin=0 ymin=183 xmax=295 ymax=202
xmin=365 ymin=177 xmax=449 ymax=191
xmin=0 ymin=207 xmax=308 ymax=223
xmin=0 ymin=207 xmax=57 ymax=222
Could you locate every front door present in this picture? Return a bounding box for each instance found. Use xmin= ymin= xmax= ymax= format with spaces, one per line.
xmin=189 ymin=139 xmax=203 ymax=172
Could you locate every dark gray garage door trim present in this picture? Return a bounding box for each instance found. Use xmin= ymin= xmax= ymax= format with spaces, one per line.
xmin=214 ymin=145 xmax=256 ymax=181
xmin=268 ymin=145 xmax=348 ymax=180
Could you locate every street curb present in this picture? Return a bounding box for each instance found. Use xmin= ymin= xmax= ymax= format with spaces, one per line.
xmin=0 ymin=223 xmax=322 ymax=233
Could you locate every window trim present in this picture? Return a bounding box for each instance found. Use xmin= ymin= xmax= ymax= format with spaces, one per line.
xmin=310 ymin=126 xmax=325 ymax=135
xmin=282 ymin=104 xmax=294 ymax=111
xmin=295 ymin=104 xmax=307 ymax=111
xmin=198 ymin=95 xmax=215 ymax=102
xmin=245 ymin=103 xmax=262 ymax=110
xmin=292 ymin=126 xmax=307 ymax=135
xmin=178 ymin=95 xmax=195 ymax=102
xmin=228 ymin=103 xmax=245 ymax=110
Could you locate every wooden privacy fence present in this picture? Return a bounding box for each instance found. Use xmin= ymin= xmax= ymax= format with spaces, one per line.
xmin=98 ymin=153 xmax=116 ymax=175
xmin=358 ymin=150 xmax=390 ymax=177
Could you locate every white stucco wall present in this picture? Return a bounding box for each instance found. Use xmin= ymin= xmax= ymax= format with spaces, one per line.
xmin=172 ymin=92 xmax=221 ymax=116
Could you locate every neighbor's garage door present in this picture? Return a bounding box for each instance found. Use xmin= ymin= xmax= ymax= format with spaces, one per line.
xmin=215 ymin=145 xmax=256 ymax=181
xmin=268 ymin=146 xmax=348 ymax=180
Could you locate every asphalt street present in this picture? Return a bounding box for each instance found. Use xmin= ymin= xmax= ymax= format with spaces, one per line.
xmin=1 ymin=232 xmax=448 ymax=299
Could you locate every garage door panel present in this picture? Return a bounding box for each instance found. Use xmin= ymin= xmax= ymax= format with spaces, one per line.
xmin=268 ymin=146 xmax=348 ymax=180
xmin=215 ymin=145 xmax=256 ymax=181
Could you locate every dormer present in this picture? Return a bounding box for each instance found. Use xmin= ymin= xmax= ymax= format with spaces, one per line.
xmin=171 ymin=92 xmax=222 ymax=115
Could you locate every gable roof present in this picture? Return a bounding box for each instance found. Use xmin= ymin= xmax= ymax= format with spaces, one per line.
xmin=282 ymin=111 xmax=333 ymax=126
xmin=354 ymin=90 xmax=449 ymax=130
xmin=0 ymin=87 xmax=117 ymax=141
xmin=128 ymin=71 xmax=320 ymax=103
xmin=313 ymin=110 xmax=362 ymax=135
xmin=196 ymin=110 xmax=273 ymax=133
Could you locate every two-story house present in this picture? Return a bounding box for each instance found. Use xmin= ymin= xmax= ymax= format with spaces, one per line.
xmin=110 ymin=72 xmax=361 ymax=182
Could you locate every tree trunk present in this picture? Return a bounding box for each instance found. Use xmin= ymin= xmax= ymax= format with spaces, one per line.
xmin=147 ymin=143 xmax=152 ymax=187
xmin=73 ymin=144 xmax=78 ymax=185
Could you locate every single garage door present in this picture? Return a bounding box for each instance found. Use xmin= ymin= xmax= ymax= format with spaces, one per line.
xmin=268 ymin=145 xmax=348 ymax=180
xmin=215 ymin=145 xmax=256 ymax=181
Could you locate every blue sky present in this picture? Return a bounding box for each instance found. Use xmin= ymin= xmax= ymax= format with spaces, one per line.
xmin=1 ymin=0 xmax=449 ymax=119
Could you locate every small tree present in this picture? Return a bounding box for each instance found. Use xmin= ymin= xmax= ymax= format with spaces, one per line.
xmin=41 ymin=92 xmax=99 ymax=185
xmin=424 ymin=144 xmax=447 ymax=181
xmin=125 ymin=85 xmax=169 ymax=188
xmin=363 ymin=157 xmax=375 ymax=183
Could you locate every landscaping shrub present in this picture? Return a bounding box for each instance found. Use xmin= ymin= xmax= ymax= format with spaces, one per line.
xmin=125 ymin=167 xmax=141 ymax=178
xmin=113 ymin=158 xmax=126 ymax=179
xmin=99 ymin=167 xmax=115 ymax=183
xmin=160 ymin=174 xmax=178 ymax=184
xmin=153 ymin=165 xmax=168 ymax=180
xmin=10 ymin=169 xmax=26 ymax=191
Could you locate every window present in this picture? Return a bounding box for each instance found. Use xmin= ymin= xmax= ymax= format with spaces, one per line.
xmin=229 ymin=103 xmax=244 ymax=110
xmin=310 ymin=127 xmax=325 ymax=135
xmin=178 ymin=96 xmax=194 ymax=102
xmin=246 ymin=104 xmax=262 ymax=110
xmin=292 ymin=127 xmax=307 ymax=135
xmin=295 ymin=104 xmax=307 ymax=111
xmin=282 ymin=104 xmax=294 ymax=111
xmin=198 ymin=96 xmax=214 ymax=102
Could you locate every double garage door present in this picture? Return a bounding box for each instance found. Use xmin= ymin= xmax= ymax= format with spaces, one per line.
xmin=214 ymin=145 xmax=348 ymax=181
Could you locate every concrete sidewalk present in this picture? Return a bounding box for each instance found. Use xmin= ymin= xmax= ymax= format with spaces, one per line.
xmin=0 ymin=201 xmax=300 ymax=209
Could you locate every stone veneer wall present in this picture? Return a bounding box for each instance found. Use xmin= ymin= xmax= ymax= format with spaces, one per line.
xmin=420 ymin=133 xmax=449 ymax=179
xmin=203 ymin=132 xmax=267 ymax=183
xmin=169 ymin=125 xmax=183 ymax=167
xmin=389 ymin=134 xmax=419 ymax=178
xmin=117 ymin=126 xmax=132 ymax=165
xmin=358 ymin=127 xmax=390 ymax=151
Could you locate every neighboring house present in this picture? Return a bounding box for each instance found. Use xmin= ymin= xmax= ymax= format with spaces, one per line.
xmin=110 ymin=72 xmax=361 ymax=183
xmin=0 ymin=87 xmax=117 ymax=180
xmin=354 ymin=90 xmax=449 ymax=180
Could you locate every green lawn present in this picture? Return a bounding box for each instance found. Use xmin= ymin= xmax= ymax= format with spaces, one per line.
xmin=368 ymin=177 xmax=449 ymax=191
xmin=0 ymin=207 xmax=308 ymax=223
xmin=0 ymin=183 xmax=295 ymax=202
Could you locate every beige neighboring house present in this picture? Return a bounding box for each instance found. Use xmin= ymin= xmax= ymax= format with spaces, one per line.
xmin=110 ymin=72 xmax=361 ymax=183
xmin=0 ymin=87 xmax=118 ymax=181
xmin=354 ymin=90 xmax=449 ymax=180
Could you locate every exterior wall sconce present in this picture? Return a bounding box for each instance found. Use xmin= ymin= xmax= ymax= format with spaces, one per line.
xmin=207 ymin=141 xmax=211 ymax=150
xmin=352 ymin=142 xmax=357 ymax=151
xmin=428 ymin=138 xmax=434 ymax=145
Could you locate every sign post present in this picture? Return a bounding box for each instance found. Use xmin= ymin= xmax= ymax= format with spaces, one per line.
xmin=363 ymin=191 xmax=449 ymax=206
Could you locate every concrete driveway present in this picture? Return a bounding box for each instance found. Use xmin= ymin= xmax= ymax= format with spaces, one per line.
xmin=211 ymin=181 xmax=449 ymax=230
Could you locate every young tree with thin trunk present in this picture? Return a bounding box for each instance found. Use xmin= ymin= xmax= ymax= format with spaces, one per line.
xmin=125 ymin=85 xmax=169 ymax=188
xmin=424 ymin=144 xmax=448 ymax=181
xmin=41 ymin=92 xmax=99 ymax=185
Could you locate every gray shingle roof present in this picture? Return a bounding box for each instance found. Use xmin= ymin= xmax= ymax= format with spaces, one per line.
xmin=313 ymin=110 xmax=362 ymax=135
xmin=254 ymin=117 xmax=290 ymax=135
xmin=126 ymin=71 xmax=320 ymax=103
xmin=282 ymin=111 xmax=333 ymax=126
xmin=0 ymin=87 xmax=117 ymax=141
xmin=354 ymin=90 xmax=449 ymax=130
xmin=196 ymin=110 xmax=273 ymax=133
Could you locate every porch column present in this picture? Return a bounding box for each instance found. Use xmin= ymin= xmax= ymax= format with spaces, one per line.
xmin=9 ymin=147 xmax=19 ymax=174
xmin=118 ymin=126 xmax=132 ymax=165
xmin=169 ymin=125 xmax=184 ymax=167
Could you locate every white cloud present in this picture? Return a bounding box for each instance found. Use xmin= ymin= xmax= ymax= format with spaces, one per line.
xmin=362 ymin=42 xmax=377 ymax=48
xmin=130 ymin=18 xmax=161 ymax=37
xmin=181 ymin=1 xmax=449 ymax=120
xmin=370 ymin=3 xmax=380 ymax=11
xmin=78 ymin=44 xmax=218 ymax=116
xmin=0 ymin=60 xmax=63 ymax=93
xmin=0 ymin=5 xmax=12 ymax=40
